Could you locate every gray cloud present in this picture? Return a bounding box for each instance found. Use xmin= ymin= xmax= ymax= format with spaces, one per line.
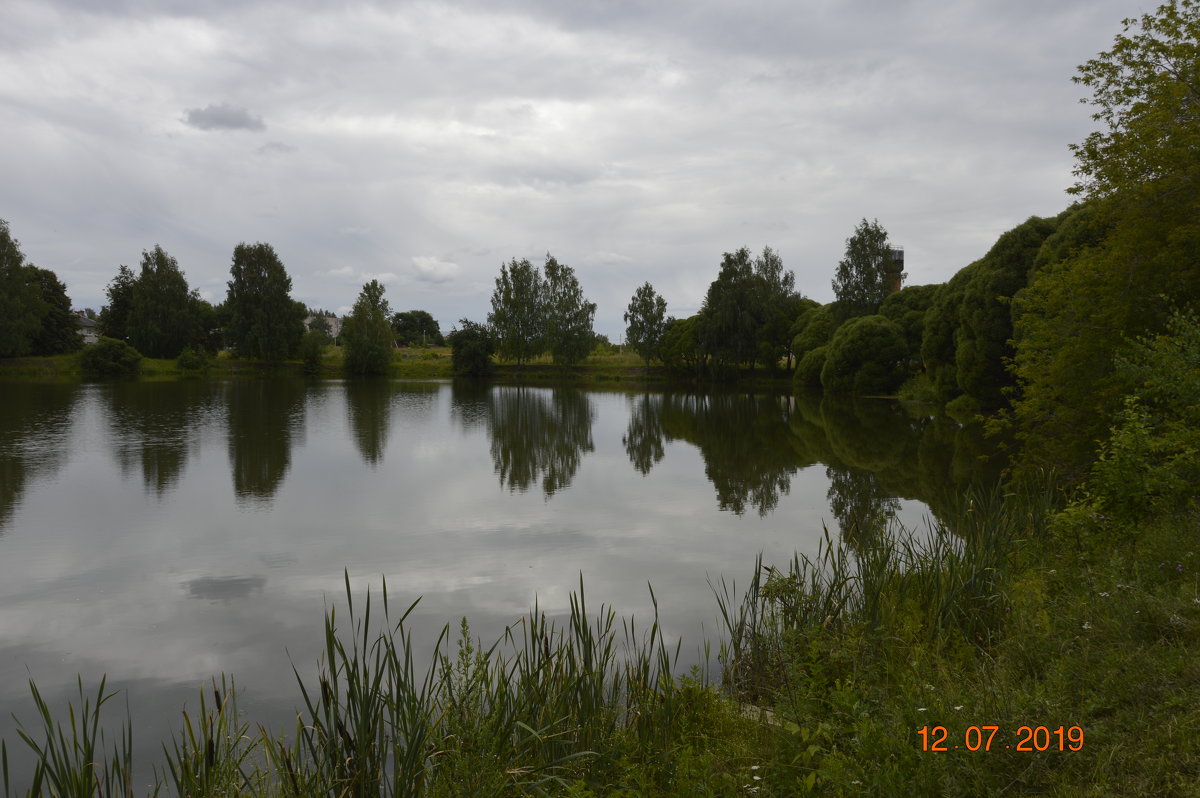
xmin=183 ymin=103 xmax=265 ymax=131
xmin=0 ymin=0 xmax=1144 ymax=339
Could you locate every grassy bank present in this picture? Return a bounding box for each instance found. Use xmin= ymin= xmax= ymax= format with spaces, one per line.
xmin=5 ymin=485 xmax=1199 ymax=795
xmin=0 ymin=348 xmax=795 ymax=390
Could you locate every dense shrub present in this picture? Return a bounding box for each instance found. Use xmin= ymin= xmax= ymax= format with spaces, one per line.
xmin=821 ymin=315 xmax=907 ymax=395
xmin=793 ymin=345 xmax=828 ymax=391
xmin=447 ymin=319 xmax=496 ymax=377
xmin=298 ymin=330 xmax=326 ymax=376
xmin=175 ymin=346 xmax=208 ymax=376
xmin=80 ymin=337 xmax=142 ymax=379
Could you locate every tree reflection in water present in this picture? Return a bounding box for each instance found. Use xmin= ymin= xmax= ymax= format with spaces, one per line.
xmin=106 ymin=381 xmax=221 ymax=498
xmin=623 ymin=393 xmax=665 ymax=476
xmin=487 ymin=386 xmax=594 ymax=497
xmin=659 ymin=392 xmax=808 ymax=517
xmin=226 ymin=379 xmax=307 ymax=506
xmin=0 ymin=384 xmax=78 ymax=530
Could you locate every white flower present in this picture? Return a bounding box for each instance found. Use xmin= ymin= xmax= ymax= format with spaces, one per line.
xmin=954 ymin=705 xmax=964 ymax=711
xmin=1082 ymin=622 xmax=1092 ymax=630
xmin=1099 ymin=592 xmax=1110 ymax=598
xmin=918 ymin=707 xmax=927 ymax=712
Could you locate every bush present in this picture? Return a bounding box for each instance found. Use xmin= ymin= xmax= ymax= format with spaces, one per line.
xmin=447 ymin=319 xmax=496 ymax=377
xmin=821 ymin=315 xmax=907 ymax=395
xmin=793 ymin=345 xmax=828 ymax=391
xmin=80 ymin=337 xmax=142 ymax=379
xmin=175 ymin=346 xmax=208 ymax=376
xmin=298 ymin=330 xmax=326 ymax=376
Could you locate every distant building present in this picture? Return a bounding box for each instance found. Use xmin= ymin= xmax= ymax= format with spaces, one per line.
xmin=304 ymin=314 xmax=343 ymax=340
xmin=75 ymin=312 xmax=100 ymax=344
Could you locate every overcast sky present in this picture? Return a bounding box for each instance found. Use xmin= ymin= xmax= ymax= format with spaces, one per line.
xmin=2 ymin=0 xmax=1143 ymax=340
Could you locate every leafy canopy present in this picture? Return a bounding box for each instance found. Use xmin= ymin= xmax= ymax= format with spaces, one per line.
xmin=624 ymin=282 xmax=668 ymax=367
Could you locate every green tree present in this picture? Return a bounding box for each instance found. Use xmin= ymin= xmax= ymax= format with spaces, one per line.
xmin=447 ymin=319 xmax=496 ymax=377
xmin=80 ymin=337 xmax=142 ymax=379
xmin=1070 ymin=0 xmax=1200 ymax=198
xmin=832 ymin=219 xmax=896 ymax=322
xmin=820 ymin=314 xmax=908 ymax=395
xmin=790 ymin=302 xmax=835 ymax=365
xmin=660 ymin=315 xmax=704 ymax=376
xmin=25 ymin=265 xmax=81 ymax=356
xmin=98 ymin=264 xmax=136 ymax=342
xmin=879 ymin=283 xmax=937 ymax=358
xmin=542 ymin=255 xmax=596 ymax=367
xmin=920 ymin=263 xmax=978 ymax=399
xmin=623 ymin=282 xmax=669 ymax=367
xmin=1011 ymin=1 xmax=1200 ymax=477
xmin=391 ymin=310 xmax=445 ymax=346
xmin=698 ymin=247 xmax=759 ymax=370
xmin=226 ymin=242 xmax=305 ymax=363
xmin=954 ymin=215 xmax=1059 ymax=408
xmin=0 ymin=219 xmax=44 ymax=358
xmin=342 ymin=280 xmax=394 ymax=376
xmin=488 ymin=258 xmax=545 ymax=365
xmin=127 ymin=245 xmax=201 ymax=359
xmin=753 ymin=246 xmax=801 ymax=370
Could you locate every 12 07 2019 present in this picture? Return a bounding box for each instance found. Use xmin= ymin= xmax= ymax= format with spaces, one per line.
xmin=918 ymin=725 xmax=1084 ymax=752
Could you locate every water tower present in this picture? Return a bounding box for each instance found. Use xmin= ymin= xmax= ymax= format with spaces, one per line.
xmin=884 ymin=246 xmax=904 ymax=294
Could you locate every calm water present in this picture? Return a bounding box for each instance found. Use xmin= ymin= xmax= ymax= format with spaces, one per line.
xmin=0 ymin=379 xmax=998 ymax=786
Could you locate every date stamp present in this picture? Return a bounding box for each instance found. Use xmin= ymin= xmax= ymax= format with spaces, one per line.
xmin=918 ymin=725 xmax=1084 ymax=752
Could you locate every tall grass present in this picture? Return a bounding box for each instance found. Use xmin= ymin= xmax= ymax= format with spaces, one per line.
xmin=715 ymin=482 xmax=1053 ymax=705
xmin=3 ymin=574 xmax=743 ymax=796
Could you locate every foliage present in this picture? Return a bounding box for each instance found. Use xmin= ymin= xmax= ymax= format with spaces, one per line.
xmin=624 ymin=281 xmax=669 ymax=367
xmin=793 ymin=345 xmax=828 ymax=391
xmin=447 ymin=318 xmax=496 ymax=377
xmin=954 ymin=215 xmax=1059 ymax=408
xmin=391 ymin=309 xmax=445 ymax=346
xmin=342 ymin=280 xmax=395 ymax=376
xmin=298 ymin=330 xmax=326 ymax=376
xmin=126 ymin=245 xmax=202 ymax=359
xmin=831 ymin=219 xmax=898 ymax=322
xmin=698 ymin=247 xmax=759 ymax=369
xmin=488 ymin=257 xmax=545 ymax=365
xmin=225 ymin=242 xmax=305 ymax=363
xmin=1010 ymin=194 xmax=1200 ymax=477
xmin=1061 ymin=309 xmax=1200 ymax=527
xmin=0 ymin=219 xmax=44 ymax=358
xmin=753 ymin=246 xmax=802 ymax=370
xmin=820 ymin=315 xmax=907 ymax=395
xmin=790 ymin=303 xmax=836 ymax=363
xmin=1070 ymin=0 xmax=1200 ymax=198
xmin=24 ymin=265 xmax=81 ymax=356
xmin=174 ymin=346 xmax=208 ymax=376
xmin=79 ymin=337 xmax=142 ymax=379
xmin=920 ymin=263 xmax=977 ymax=399
xmin=660 ymin=315 xmax=704 ymax=376
xmin=879 ymin=283 xmax=936 ymax=359
xmin=543 ymin=254 xmax=597 ymax=367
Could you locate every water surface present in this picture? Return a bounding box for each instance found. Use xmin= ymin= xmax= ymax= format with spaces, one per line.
xmin=0 ymin=379 xmax=998 ymax=786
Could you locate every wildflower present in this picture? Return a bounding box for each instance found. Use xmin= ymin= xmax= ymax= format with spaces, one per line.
xmin=954 ymin=705 xmax=964 ymax=711
xmin=1082 ymin=622 xmax=1092 ymax=630
xmin=852 ymin=780 xmax=862 ymax=785
xmin=1177 ymin=564 xmax=1185 ymax=572
xmin=1099 ymin=592 xmax=1110 ymax=598
xmin=924 ymin=683 xmax=935 ymax=691
xmin=1160 ymin=563 xmax=1167 ymax=569
xmin=918 ymin=707 xmax=927 ymax=712
xmin=1192 ymin=598 xmax=1200 ymax=605
xmin=750 ymin=765 xmax=760 ymax=771
xmin=1048 ymin=569 xmax=1057 ymax=575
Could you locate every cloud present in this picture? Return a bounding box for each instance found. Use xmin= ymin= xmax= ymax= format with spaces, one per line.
xmin=325 ymin=266 xmax=355 ymax=277
xmin=412 ymin=256 xmax=460 ymax=284
xmin=183 ymin=103 xmax=266 ymax=131
xmin=256 ymin=141 xmax=294 ymax=155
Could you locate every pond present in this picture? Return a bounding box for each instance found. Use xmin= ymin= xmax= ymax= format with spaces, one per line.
xmin=0 ymin=379 xmax=1000 ymax=787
